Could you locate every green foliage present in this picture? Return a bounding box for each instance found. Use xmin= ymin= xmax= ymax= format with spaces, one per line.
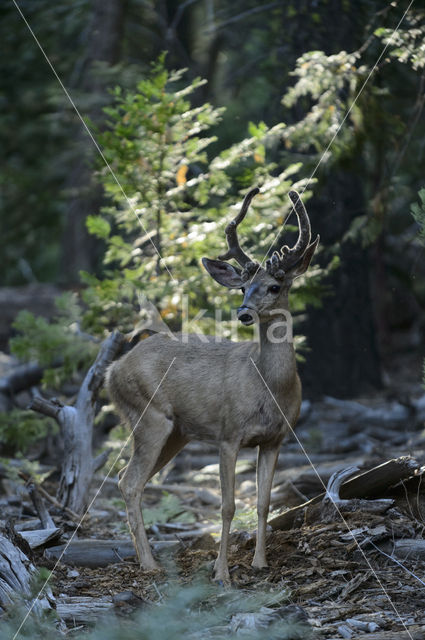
xmin=143 ymin=492 xmax=196 ymax=526
xmin=10 ymin=292 xmax=98 ymax=389
xmin=375 ymin=11 xmax=425 ymax=71
xmin=0 ymin=456 xmax=52 ymax=487
xmin=1 ymin=578 xmax=310 ymax=639
xmin=276 ymin=14 xmax=425 ymax=262
xmin=230 ymin=506 xmax=258 ymax=531
xmin=84 ymin=57 xmax=326 ymax=340
xmin=411 ymin=188 xmax=425 ymax=243
xmin=0 ymin=409 xmax=56 ymax=454
xmin=283 ymin=50 xmax=366 ymax=154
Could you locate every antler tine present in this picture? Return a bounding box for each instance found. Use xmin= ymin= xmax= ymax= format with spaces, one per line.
xmin=287 ymin=190 xmax=311 ymax=254
xmin=278 ymin=190 xmax=311 ymax=265
xmin=218 ymin=187 xmax=259 ymax=267
xmin=265 ymin=190 xmax=312 ymax=278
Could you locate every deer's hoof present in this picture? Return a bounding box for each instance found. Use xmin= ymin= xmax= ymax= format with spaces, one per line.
xmin=212 ymin=567 xmax=231 ymax=587
xmin=214 ymin=579 xmax=228 ymax=588
xmin=251 ymin=555 xmax=268 ymax=570
xmin=212 ymin=575 xmax=231 ymax=588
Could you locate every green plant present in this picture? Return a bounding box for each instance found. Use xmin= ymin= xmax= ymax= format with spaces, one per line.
xmin=10 ymin=292 xmax=97 ymax=389
xmin=411 ymin=188 xmax=425 ymax=243
xmin=0 ymin=409 xmax=56 ymax=454
xmin=83 ymin=56 xmax=327 ymax=340
xmin=143 ymin=492 xmax=196 ymax=527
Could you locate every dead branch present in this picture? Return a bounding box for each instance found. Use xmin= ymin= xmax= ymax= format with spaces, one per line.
xmin=340 ymin=456 xmax=421 ymax=499
xmin=29 ymin=331 xmax=126 ymax=514
xmin=320 ymin=466 xmax=394 ymax=521
xmin=324 ymin=466 xmax=360 ymax=505
xmin=28 ymin=396 xmax=63 ymax=419
xmin=93 ymin=448 xmax=112 ymax=472
xmin=27 ymin=481 xmax=55 ymax=529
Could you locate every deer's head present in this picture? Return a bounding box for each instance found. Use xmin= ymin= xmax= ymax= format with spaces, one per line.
xmin=202 ymin=189 xmax=319 ymax=326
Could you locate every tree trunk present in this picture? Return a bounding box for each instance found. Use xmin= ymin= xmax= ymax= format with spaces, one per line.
xmin=60 ymin=0 xmax=125 ymax=283
xmin=299 ymin=173 xmax=382 ymax=398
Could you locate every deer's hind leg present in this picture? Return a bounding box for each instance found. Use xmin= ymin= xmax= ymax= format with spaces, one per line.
xmin=150 ymin=428 xmax=189 ymax=478
xmin=119 ymin=406 xmax=176 ymax=570
xmin=213 ymin=440 xmax=239 ymax=584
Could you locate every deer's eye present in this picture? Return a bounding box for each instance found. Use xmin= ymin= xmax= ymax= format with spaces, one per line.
xmin=268 ymin=285 xmax=281 ymax=294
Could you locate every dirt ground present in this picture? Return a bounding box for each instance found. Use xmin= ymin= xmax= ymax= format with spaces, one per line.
xmin=44 ymin=465 xmax=425 ymax=638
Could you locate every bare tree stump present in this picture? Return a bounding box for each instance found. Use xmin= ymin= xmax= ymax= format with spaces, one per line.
xmin=0 ymin=534 xmax=53 ymax=615
xmin=30 ymin=331 xmax=125 ymax=514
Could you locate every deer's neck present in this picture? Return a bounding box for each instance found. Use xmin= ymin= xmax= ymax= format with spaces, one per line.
xmin=256 ymin=311 xmax=297 ymax=392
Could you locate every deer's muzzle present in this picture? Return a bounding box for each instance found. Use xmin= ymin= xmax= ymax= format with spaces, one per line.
xmin=237 ymin=306 xmax=255 ymax=326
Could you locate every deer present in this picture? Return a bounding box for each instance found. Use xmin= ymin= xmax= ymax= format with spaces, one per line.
xmin=106 ymin=188 xmax=319 ymax=584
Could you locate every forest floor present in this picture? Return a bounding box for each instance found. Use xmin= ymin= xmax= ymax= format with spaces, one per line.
xmin=2 ymin=352 xmax=425 ymax=639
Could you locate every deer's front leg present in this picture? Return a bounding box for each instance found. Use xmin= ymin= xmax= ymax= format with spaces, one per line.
xmin=252 ymin=443 xmax=280 ymax=569
xmin=213 ymin=441 xmax=239 ymax=584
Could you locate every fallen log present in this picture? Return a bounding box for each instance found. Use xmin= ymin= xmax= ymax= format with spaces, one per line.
xmin=392 ymin=538 xmax=425 ymax=561
xmin=320 ymin=466 xmax=394 ymax=521
xmin=269 ymin=457 xmax=420 ymax=531
xmin=19 ymin=528 xmax=62 ymax=550
xmin=0 ymin=362 xmax=45 ymax=396
xmin=339 ymin=457 xmax=421 ymax=499
xmin=144 ymin=482 xmax=221 ymax=506
xmin=45 ymin=539 xmax=136 ymax=567
xmin=44 ymin=538 xmax=180 ymax=567
xmin=56 ymin=595 xmax=113 ymax=623
xmin=333 ymin=631 xmax=425 ymax=640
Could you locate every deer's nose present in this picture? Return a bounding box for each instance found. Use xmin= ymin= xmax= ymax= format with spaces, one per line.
xmin=237 ymin=306 xmax=254 ymax=325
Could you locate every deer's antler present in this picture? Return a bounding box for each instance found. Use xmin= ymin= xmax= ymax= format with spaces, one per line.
xmin=218 ymin=188 xmax=259 ymax=268
xmin=266 ymin=190 xmax=312 ymax=278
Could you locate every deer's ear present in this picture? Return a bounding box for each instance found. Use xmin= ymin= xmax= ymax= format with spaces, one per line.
xmin=202 ymin=258 xmax=244 ymax=289
xmin=288 ymin=235 xmax=320 ymax=279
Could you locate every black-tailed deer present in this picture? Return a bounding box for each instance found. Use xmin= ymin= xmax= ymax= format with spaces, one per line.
xmin=106 ymin=188 xmax=319 ymax=583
